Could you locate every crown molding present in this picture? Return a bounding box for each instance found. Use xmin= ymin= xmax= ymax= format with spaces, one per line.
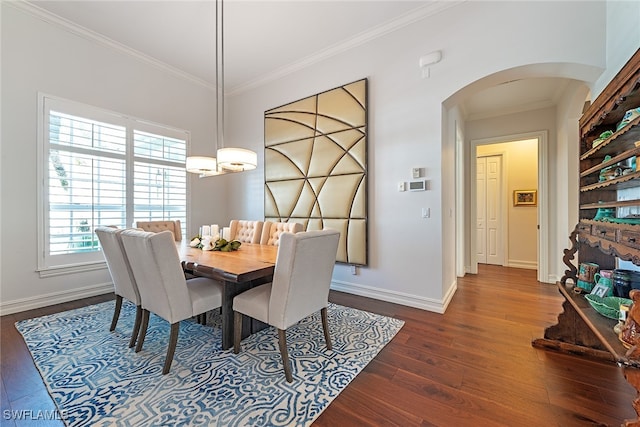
xmin=8 ymin=0 xmax=216 ymax=91
xmin=9 ymin=0 xmax=464 ymax=96
xmin=227 ymin=1 xmax=465 ymax=96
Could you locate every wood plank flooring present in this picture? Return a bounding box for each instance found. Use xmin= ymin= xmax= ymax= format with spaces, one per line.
xmin=1 ymin=265 xmax=636 ymax=426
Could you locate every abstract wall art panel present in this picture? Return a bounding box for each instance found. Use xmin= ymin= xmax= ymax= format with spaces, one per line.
xmin=264 ymin=79 xmax=368 ymax=265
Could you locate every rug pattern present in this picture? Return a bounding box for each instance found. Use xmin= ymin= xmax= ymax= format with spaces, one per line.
xmin=16 ymin=301 xmax=404 ymax=426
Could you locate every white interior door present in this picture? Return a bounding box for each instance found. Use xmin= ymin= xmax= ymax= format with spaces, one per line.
xmin=476 ymin=158 xmax=487 ymax=264
xmin=476 ymin=155 xmax=504 ymax=265
xmin=485 ymin=155 xmax=503 ymax=265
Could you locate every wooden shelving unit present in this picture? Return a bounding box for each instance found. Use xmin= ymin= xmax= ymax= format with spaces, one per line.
xmin=534 ymin=48 xmax=640 ymax=427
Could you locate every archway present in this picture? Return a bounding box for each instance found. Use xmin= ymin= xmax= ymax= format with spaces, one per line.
xmin=444 ymin=63 xmax=596 ymax=282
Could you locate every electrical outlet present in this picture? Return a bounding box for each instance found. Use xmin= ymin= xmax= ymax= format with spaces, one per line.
xmin=398 ymin=182 xmax=406 ymax=192
xmin=351 ymin=265 xmax=358 ymax=275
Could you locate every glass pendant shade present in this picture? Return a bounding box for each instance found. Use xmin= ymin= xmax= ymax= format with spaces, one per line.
xmin=217 ymin=147 xmax=257 ymax=171
xmin=186 ymin=156 xmax=218 ymax=174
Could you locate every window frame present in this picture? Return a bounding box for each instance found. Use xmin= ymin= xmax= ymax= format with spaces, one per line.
xmin=37 ymin=93 xmax=190 ymax=277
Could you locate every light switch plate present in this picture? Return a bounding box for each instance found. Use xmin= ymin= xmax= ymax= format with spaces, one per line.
xmin=412 ymin=168 xmax=420 ymax=178
xmin=398 ymin=182 xmax=406 ymax=192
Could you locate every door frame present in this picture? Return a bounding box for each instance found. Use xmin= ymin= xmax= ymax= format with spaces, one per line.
xmin=467 ymin=130 xmax=548 ymax=282
xmin=475 ymin=153 xmax=506 ymax=267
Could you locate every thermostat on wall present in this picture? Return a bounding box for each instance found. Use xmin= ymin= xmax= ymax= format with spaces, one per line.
xmin=409 ymin=180 xmax=427 ymax=191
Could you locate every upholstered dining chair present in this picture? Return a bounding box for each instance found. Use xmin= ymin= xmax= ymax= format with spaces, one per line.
xmin=233 ymin=229 xmax=340 ymax=382
xmin=134 ymin=219 xmax=195 ymax=280
xmin=95 ymin=226 xmax=142 ymax=348
xmin=260 ymin=221 xmax=303 ymax=246
xmin=134 ymin=219 xmax=183 ymax=241
xmin=229 ymin=220 xmax=263 ymax=244
xmin=120 ymin=229 xmax=223 ymax=375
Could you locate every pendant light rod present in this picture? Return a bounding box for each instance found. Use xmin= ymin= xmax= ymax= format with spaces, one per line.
xmin=216 ymin=0 xmax=223 ymax=151
xmin=185 ymin=0 xmax=222 ymax=177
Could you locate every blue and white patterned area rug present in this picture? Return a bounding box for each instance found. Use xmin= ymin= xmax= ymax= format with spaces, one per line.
xmin=16 ymin=301 xmax=404 ymax=427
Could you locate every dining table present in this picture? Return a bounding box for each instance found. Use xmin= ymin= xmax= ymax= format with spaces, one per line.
xmin=177 ymin=241 xmax=278 ymax=350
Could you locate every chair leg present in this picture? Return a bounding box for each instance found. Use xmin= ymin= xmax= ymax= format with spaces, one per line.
xmin=129 ymin=305 xmax=143 ymax=348
xmin=321 ymin=307 xmax=332 ymax=351
xmin=163 ymin=322 xmax=180 ymax=375
xmin=110 ymin=295 xmax=123 ymax=332
xmin=135 ymin=309 xmax=150 ymax=353
xmin=277 ymin=328 xmax=293 ymax=383
xmin=233 ymin=311 xmax=243 ymax=354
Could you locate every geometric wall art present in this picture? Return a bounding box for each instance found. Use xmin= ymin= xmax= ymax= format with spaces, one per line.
xmin=264 ymin=78 xmax=368 ymax=265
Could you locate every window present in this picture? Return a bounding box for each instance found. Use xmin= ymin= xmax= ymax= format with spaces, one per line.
xmin=38 ymin=95 xmax=188 ymax=275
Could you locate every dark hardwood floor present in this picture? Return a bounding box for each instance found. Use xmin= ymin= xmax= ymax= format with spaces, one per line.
xmin=1 ymin=265 xmax=636 ymax=426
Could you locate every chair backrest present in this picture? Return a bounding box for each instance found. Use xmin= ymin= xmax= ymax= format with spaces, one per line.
xmin=120 ymin=229 xmax=192 ymax=324
xmin=269 ymin=229 xmax=340 ymax=329
xmin=260 ymin=221 xmax=303 ymax=246
xmin=229 ymin=220 xmax=263 ymax=244
xmin=95 ymin=226 xmax=140 ymax=305
xmin=134 ymin=220 xmax=182 ymax=241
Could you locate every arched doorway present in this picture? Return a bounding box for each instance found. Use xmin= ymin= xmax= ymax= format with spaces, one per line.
xmin=445 ymin=65 xmax=595 ymax=283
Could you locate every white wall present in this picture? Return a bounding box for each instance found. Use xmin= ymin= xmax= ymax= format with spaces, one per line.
xmin=2 ymin=1 xmax=637 ymax=314
xmin=553 ymin=81 xmax=590 ymax=281
xmin=595 ymin=1 xmax=640 ymax=97
xmin=225 ymin=1 xmax=610 ymax=312
xmin=0 ymin=4 xmax=228 ymax=313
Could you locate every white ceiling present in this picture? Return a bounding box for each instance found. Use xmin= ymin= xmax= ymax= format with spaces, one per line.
xmin=25 ymin=0 xmax=571 ymax=119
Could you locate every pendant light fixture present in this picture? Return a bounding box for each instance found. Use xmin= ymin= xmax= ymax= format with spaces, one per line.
xmin=186 ymin=0 xmax=257 ymax=176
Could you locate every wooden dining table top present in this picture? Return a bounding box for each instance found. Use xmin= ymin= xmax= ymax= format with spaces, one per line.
xmin=177 ymin=241 xmax=278 ymax=283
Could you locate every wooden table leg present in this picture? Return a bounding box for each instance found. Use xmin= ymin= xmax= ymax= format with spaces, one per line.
xmin=220 ymin=280 xmax=253 ymax=350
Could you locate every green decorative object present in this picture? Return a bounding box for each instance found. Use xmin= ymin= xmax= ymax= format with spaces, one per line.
xmin=592 ymin=130 xmax=614 ymax=148
xmin=584 ymin=294 xmax=632 ymax=320
xmin=599 ymin=155 xmax=614 ymax=181
xmin=616 ymin=108 xmax=640 ymax=131
xmin=213 ymin=238 xmax=241 ymax=252
xmin=593 ymin=207 xmax=615 ymax=221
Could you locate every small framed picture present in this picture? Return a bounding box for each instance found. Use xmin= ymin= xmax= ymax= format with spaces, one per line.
xmin=590 ymin=282 xmax=611 ymax=298
xmin=513 ymin=190 xmax=537 ymax=206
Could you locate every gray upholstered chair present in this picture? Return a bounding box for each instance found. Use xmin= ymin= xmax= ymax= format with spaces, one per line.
xmin=229 ymin=220 xmax=263 ymax=244
xmin=260 ymin=221 xmax=303 ymax=246
xmin=120 ymin=229 xmax=223 ymax=375
xmin=134 ymin=219 xmax=182 ymax=241
xmin=233 ymin=229 xmax=340 ymax=382
xmin=95 ymin=226 xmax=142 ymax=348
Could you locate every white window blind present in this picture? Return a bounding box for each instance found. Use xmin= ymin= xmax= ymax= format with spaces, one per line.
xmin=39 ymin=95 xmax=189 ymax=274
xmin=133 ymin=131 xmax=187 ymax=226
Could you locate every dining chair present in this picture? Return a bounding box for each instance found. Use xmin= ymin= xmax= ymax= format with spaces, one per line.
xmin=134 ymin=219 xmax=183 ymax=241
xmin=95 ymin=226 xmax=143 ymax=348
xmin=233 ymin=229 xmax=340 ymax=382
xmin=229 ymin=220 xmax=263 ymax=244
xmin=260 ymin=221 xmax=303 ymax=246
xmin=120 ymin=229 xmax=223 ymax=375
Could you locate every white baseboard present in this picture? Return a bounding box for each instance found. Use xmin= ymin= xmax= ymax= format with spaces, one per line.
xmin=506 ymin=259 xmax=538 ymax=270
xmin=544 ymin=274 xmax=560 ymax=284
xmin=0 ymin=282 xmax=113 ymax=316
xmin=4 ymin=279 xmax=463 ymax=317
xmin=330 ymin=279 xmax=456 ymax=314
